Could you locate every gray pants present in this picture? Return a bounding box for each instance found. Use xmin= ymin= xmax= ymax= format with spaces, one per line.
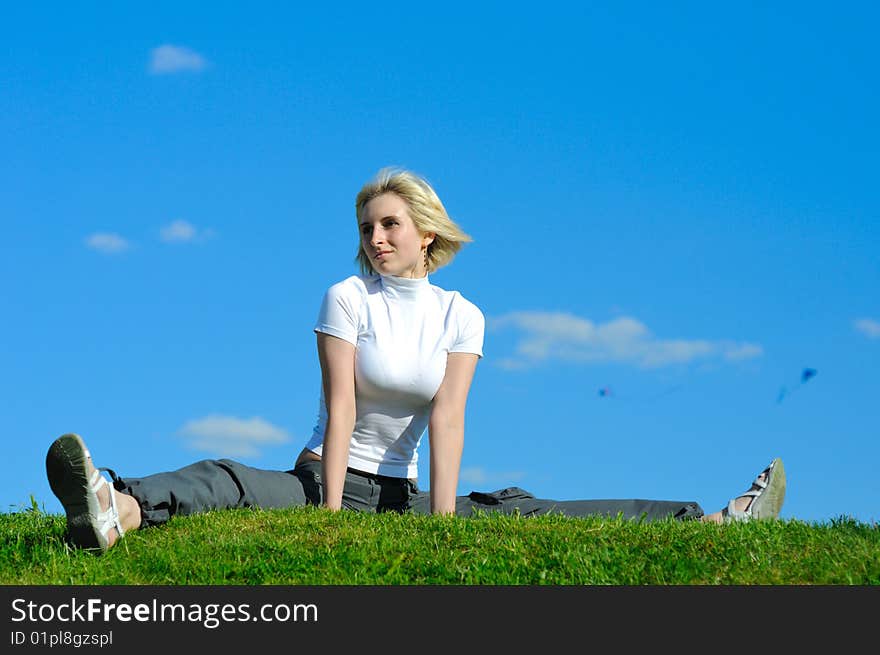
xmin=112 ymin=459 xmax=704 ymax=528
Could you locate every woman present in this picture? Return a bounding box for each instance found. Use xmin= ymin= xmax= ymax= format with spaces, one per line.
xmin=45 ymin=168 xmax=786 ymax=553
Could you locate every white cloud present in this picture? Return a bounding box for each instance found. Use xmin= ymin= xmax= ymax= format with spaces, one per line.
xmin=85 ymin=232 xmax=130 ymax=254
xmin=491 ymin=311 xmax=763 ymax=369
xmin=160 ymin=220 xmax=195 ymax=243
xmin=159 ymin=219 xmax=213 ymax=244
xmin=178 ymin=415 xmax=291 ymax=458
xmin=854 ymin=318 xmax=880 ymax=339
xmin=149 ymin=44 xmax=208 ymax=75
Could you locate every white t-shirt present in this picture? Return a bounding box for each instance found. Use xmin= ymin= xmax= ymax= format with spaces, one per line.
xmin=305 ymin=273 xmax=485 ymax=478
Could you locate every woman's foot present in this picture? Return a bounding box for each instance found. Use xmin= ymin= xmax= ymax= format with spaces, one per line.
xmin=45 ymin=433 xmax=139 ymax=552
xmin=702 ymin=458 xmax=786 ymax=524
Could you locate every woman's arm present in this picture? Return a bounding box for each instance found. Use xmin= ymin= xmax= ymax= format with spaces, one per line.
xmin=316 ymin=332 xmax=357 ymax=510
xmin=428 ymin=352 xmax=480 ymax=515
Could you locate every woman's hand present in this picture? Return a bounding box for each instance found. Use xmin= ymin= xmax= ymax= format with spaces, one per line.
xmin=428 ymin=352 xmax=479 ymax=515
xmin=316 ymin=332 xmax=357 ymax=510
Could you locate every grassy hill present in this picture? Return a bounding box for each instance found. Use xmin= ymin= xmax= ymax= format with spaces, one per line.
xmin=2 ymin=502 xmax=877 ymax=585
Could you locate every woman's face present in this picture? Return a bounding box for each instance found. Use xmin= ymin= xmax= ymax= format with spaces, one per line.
xmin=359 ymin=193 xmax=433 ymax=278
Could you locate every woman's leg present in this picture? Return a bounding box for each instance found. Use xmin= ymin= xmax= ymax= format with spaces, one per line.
xmin=115 ymin=458 xmax=312 ymax=527
xmin=406 ymin=486 xmax=703 ymax=520
xmin=408 ymin=459 xmax=785 ymax=523
xmin=427 ymin=489 xmax=702 ymax=520
xmin=46 ymin=433 xmax=312 ymax=551
xmin=468 ymin=495 xmax=704 ymax=520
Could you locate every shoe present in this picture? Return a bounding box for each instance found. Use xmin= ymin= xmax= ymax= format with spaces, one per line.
xmin=725 ymin=457 xmax=786 ymax=522
xmin=46 ymin=433 xmax=125 ymax=552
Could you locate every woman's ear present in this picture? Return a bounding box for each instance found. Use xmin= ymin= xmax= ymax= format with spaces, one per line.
xmin=423 ymin=231 xmax=436 ymax=248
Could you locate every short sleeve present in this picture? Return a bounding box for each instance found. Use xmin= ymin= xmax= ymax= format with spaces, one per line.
xmin=314 ymin=279 xmax=361 ymax=346
xmin=450 ymin=298 xmax=485 ymax=358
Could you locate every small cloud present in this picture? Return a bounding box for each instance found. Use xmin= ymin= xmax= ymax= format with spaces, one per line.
xmin=178 ymin=415 xmax=291 ymax=458
xmin=723 ymin=343 xmax=765 ymax=361
xmin=459 ymin=467 xmax=527 ymax=487
xmin=494 ymin=358 xmax=529 ymax=371
xmin=85 ymin=232 xmax=130 ymax=254
xmin=149 ymin=44 xmax=208 ymax=75
xmin=160 ymin=220 xmax=214 ymax=244
xmin=854 ymin=318 xmax=880 ymax=339
xmin=491 ymin=311 xmax=762 ymax=369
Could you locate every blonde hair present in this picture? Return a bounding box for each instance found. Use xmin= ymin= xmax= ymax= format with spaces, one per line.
xmin=354 ymin=168 xmax=472 ymax=275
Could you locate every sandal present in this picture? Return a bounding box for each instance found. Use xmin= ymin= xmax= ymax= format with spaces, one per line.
xmin=725 ymin=457 xmax=786 ymax=522
xmin=46 ymin=433 xmax=125 ymax=552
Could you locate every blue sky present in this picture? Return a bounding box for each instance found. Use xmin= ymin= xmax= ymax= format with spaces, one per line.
xmin=3 ymin=3 xmax=877 ymax=525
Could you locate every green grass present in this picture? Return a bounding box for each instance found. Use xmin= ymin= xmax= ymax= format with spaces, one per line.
xmin=2 ymin=500 xmax=877 ymax=585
